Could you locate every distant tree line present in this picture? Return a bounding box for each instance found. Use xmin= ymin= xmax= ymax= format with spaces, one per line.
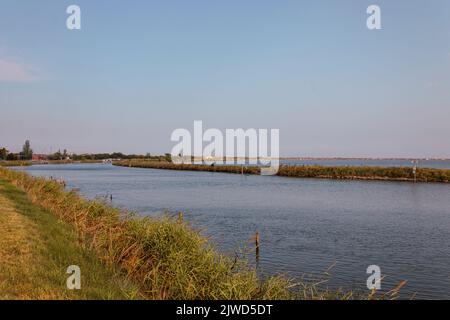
xmin=1 ymin=140 xmax=172 ymax=163
xmin=0 ymin=140 xmax=33 ymax=161
xmin=70 ymin=152 xmax=171 ymax=162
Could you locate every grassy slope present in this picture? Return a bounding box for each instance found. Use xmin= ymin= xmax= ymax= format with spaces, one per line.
xmin=0 ymin=161 xmax=31 ymax=167
xmin=0 ymin=179 xmax=141 ymax=300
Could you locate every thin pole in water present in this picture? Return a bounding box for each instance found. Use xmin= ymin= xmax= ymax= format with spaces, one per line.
xmin=255 ymin=231 xmax=260 ymax=263
xmin=412 ymin=160 xmax=418 ymax=183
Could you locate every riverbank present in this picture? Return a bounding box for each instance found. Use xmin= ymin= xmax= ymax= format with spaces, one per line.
xmin=0 ymin=161 xmax=31 ymax=167
xmin=0 ymin=160 xmax=103 ymax=167
xmin=0 ymin=176 xmax=140 ymax=299
xmin=0 ymin=167 xmax=317 ymax=300
xmin=113 ymin=160 xmax=450 ymax=183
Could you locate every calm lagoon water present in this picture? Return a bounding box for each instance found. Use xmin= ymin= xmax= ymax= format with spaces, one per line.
xmin=15 ymin=163 xmax=450 ymax=299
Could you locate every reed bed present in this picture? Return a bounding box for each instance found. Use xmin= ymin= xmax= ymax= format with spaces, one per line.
xmin=0 ymin=161 xmax=31 ymax=167
xmin=277 ymin=165 xmax=450 ymax=183
xmin=114 ymin=160 xmax=450 ymax=183
xmin=114 ymin=159 xmax=261 ymax=175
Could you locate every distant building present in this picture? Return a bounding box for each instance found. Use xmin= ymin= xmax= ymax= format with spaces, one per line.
xmin=32 ymin=154 xmax=48 ymax=161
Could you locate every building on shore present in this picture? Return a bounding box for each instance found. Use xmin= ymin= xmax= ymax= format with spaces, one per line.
xmin=32 ymin=154 xmax=48 ymax=161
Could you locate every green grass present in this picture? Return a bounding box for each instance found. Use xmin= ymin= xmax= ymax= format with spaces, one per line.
xmin=0 ymin=178 xmax=140 ymax=299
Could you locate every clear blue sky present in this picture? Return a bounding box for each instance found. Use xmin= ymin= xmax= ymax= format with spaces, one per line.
xmin=1 ymin=0 xmax=449 ymax=157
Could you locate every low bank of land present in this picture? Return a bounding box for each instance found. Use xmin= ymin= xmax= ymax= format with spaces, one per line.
xmin=113 ymin=160 xmax=450 ymax=183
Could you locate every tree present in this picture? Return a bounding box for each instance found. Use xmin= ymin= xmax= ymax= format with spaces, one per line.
xmin=48 ymin=150 xmax=63 ymax=161
xmin=21 ymin=140 xmax=33 ymax=160
xmin=0 ymin=147 xmax=8 ymax=160
xmin=6 ymin=153 xmax=18 ymax=161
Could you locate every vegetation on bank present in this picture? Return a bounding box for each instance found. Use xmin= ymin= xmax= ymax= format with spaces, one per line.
xmin=50 ymin=151 xmax=172 ymax=162
xmin=0 ymin=178 xmax=140 ymax=299
xmin=276 ymin=165 xmax=450 ymax=183
xmin=114 ymin=159 xmax=260 ymax=175
xmin=0 ymin=161 xmax=32 ymax=167
xmin=2 ymin=139 xmax=171 ymax=162
xmin=0 ymin=160 xmax=100 ymax=166
xmin=113 ymin=160 xmax=450 ymax=183
xmin=0 ymin=167 xmax=299 ymax=299
xmin=0 ymin=140 xmax=33 ymax=161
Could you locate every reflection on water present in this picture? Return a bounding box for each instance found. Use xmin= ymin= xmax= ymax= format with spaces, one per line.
xmin=16 ymin=163 xmax=450 ymax=299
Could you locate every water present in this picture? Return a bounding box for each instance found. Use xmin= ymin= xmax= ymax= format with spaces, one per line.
xmin=15 ymin=163 xmax=450 ymax=299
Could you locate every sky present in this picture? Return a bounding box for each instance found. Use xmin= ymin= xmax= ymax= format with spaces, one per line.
xmin=1 ymin=0 xmax=450 ymax=157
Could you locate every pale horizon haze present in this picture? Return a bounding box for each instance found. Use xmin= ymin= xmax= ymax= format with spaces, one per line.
xmin=1 ymin=0 xmax=450 ymax=158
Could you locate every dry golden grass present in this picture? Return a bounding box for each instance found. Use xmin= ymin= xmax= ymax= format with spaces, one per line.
xmin=0 ymin=187 xmax=55 ymax=299
xmin=0 ymin=181 xmax=141 ymax=300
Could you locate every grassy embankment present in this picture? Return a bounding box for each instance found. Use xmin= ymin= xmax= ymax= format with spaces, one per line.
xmin=0 ymin=177 xmax=140 ymax=299
xmin=2 ymin=166 xmax=343 ymax=300
xmin=0 ymin=161 xmax=31 ymax=167
xmin=0 ymin=160 xmax=102 ymax=166
xmin=113 ymin=160 xmax=450 ymax=183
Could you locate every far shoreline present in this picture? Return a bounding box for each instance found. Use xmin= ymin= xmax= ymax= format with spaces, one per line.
xmin=4 ymin=159 xmax=450 ymax=184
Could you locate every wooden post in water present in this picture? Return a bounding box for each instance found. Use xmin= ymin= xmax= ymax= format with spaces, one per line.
xmin=255 ymin=231 xmax=260 ymax=262
xmin=178 ymin=212 xmax=183 ymax=221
